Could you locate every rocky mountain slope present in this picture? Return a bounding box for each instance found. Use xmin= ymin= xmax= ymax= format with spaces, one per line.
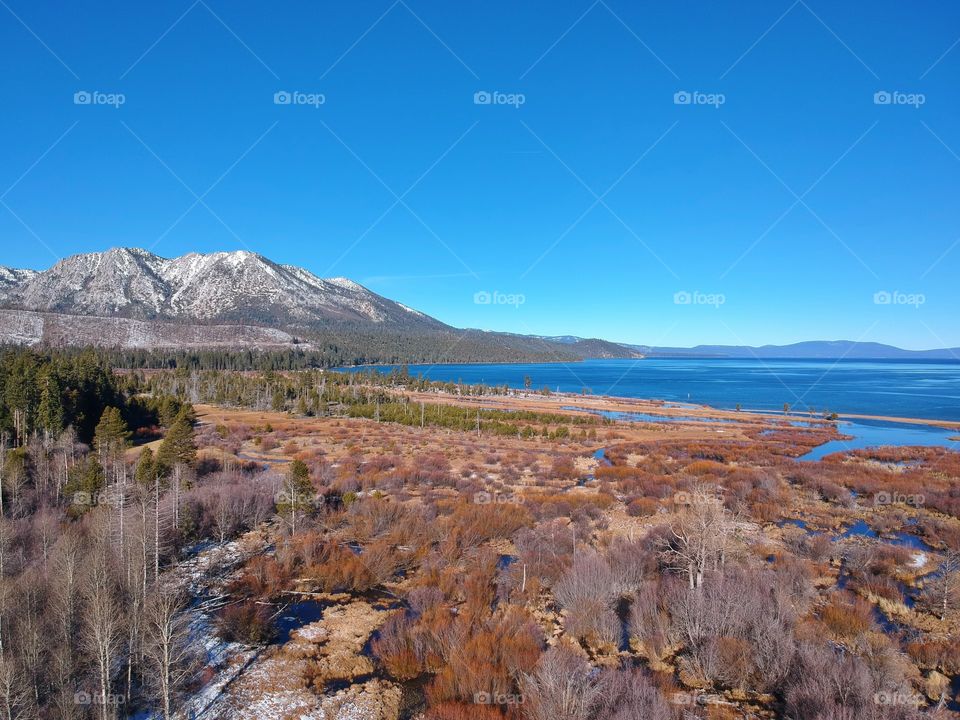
xmin=0 ymin=248 xmax=442 ymax=329
xmin=0 ymin=248 xmax=638 ymax=362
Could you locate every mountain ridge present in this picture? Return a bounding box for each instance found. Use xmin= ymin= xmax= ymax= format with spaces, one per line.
xmin=0 ymin=248 xmax=638 ymax=363
xmin=0 ymin=247 xmax=443 ymax=329
xmin=625 ymin=340 xmax=960 ymax=360
xmin=1 ymin=249 xmax=956 ymax=362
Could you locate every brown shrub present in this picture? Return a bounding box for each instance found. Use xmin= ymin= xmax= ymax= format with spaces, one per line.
xmin=426 ymin=607 xmax=542 ymax=707
xmin=626 ymin=497 xmax=658 ymax=517
xmin=371 ymin=611 xmax=421 ymax=680
xmin=819 ymin=594 xmax=874 ymax=639
xmin=216 ymin=600 xmax=275 ymax=644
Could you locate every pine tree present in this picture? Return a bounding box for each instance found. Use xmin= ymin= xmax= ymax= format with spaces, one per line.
xmin=135 ymin=447 xmax=156 ymax=487
xmin=63 ymin=456 xmax=105 ymax=511
xmin=156 ymin=410 xmax=196 ymax=476
xmin=37 ymin=371 xmax=65 ymax=438
xmin=94 ymin=406 xmax=131 ymax=461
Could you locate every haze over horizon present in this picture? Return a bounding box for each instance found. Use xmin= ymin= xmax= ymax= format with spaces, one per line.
xmin=2 ymin=1 xmax=958 ymax=350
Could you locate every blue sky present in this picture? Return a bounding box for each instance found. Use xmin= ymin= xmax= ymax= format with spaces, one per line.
xmin=1 ymin=0 xmax=958 ymax=349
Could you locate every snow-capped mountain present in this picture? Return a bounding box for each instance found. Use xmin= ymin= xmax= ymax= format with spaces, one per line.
xmin=0 ymin=248 xmax=444 ymax=329
xmin=0 ymin=266 xmax=38 ymax=293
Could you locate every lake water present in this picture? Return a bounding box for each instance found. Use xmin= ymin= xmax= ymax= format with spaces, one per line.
xmin=351 ymin=358 xmax=960 ymax=421
xmin=799 ymin=418 xmax=960 ymax=461
xmin=349 ymin=358 xmax=960 ymax=455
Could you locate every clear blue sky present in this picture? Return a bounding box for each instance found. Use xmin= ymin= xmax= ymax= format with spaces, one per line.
xmin=1 ymin=0 xmax=958 ymax=349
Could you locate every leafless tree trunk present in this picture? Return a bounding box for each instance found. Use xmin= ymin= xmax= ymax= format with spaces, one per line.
xmin=926 ymin=550 xmax=960 ymax=620
xmin=82 ymin=544 xmax=124 ymax=720
xmin=521 ymin=644 xmax=602 ymax=720
xmin=144 ymin=587 xmax=194 ymax=719
xmin=0 ymin=657 xmax=27 ymax=720
xmin=659 ymin=484 xmax=734 ymax=590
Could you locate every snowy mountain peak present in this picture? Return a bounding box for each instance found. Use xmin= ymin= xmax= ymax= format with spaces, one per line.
xmin=0 ymin=248 xmax=441 ymax=331
xmin=326 ymin=277 xmax=366 ymax=292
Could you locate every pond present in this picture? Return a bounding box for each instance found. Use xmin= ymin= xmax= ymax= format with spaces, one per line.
xmin=778 ymin=518 xmax=933 ymax=553
xmin=272 ymin=600 xmax=327 ymax=644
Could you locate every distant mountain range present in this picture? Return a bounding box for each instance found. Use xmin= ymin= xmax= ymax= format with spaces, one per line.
xmin=0 ymin=248 xmax=637 ymax=364
xmin=0 ymin=249 xmax=956 ymax=364
xmin=624 ymin=341 xmax=960 ymax=360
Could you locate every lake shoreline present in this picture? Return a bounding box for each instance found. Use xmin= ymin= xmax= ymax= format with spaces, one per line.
xmin=387 ymin=384 xmax=960 ymax=433
xmin=345 ymin=358 xmax=960 ymax=426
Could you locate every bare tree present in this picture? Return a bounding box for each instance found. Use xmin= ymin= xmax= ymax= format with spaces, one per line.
xmin=143 ymin=586 xmax=195 ymax=720
xmin=553 ymin=551 xmax=621 ymax=647
xmin=628 ymin=579 xmax=671 ymax=662
xmin=0 ymin=656 xmax=28 ymax=720
xmin=48 ymin=533 xmax=84 ymax=717
xmin=594 ymin=667 xmax=673 ymax=720
xmin=924 ymin=550 xmax=960 ymax=621
xmin=659 ymin=484 xmax=735 ymax=590
xmin=521 ymin=644 xmax=603 ymax=720
xmin=81 ymin=539 xmax=125 ymax=720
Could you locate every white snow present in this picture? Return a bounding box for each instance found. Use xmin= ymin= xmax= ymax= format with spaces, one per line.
xmin=0 ymin=248 xmax=421 ymax=327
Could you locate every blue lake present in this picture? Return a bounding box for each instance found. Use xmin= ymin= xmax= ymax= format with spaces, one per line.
xmin=348 ymin=358 xmax=960 ymax=456
xmin=348 ymin=358 xmax=960 ymax=421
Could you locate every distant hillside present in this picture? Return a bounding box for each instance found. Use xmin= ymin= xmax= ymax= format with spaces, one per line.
xmin=626 ymin=340 xmax=960 ymax=360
